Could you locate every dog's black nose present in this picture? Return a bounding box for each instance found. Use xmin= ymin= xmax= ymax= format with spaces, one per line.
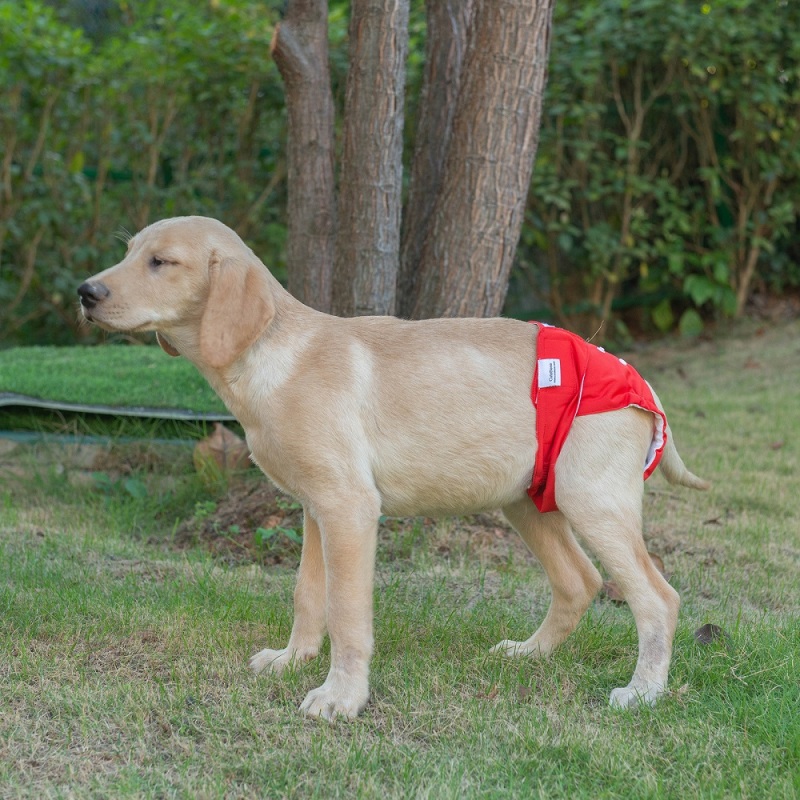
xmin=77 ymin=281 xmax=110 ymax=309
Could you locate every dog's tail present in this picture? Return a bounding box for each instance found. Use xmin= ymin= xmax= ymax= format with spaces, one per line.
xmin=659 ymin=433 xmax=711 ymax=490
xmin=649 ymin=383 xmax=711 ymax=491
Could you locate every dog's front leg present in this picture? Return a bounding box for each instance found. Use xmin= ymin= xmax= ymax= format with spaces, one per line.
xmin=299 ymin=497 xmax=379 ymax=721
xmin=250 ymin=508 xmax=327 ymax=675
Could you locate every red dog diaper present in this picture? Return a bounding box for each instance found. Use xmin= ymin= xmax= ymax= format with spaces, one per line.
xmin=528 ymin=323 xmax=666 ymax=513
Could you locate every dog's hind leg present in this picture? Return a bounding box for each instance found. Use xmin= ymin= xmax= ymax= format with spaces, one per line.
xmin=250 ymin=508 xmax=327 ymax=675
xmin=492 ymin=498 xmax=602 ymax=658
xmin=557 ymin=411 xmax=681 ymax=708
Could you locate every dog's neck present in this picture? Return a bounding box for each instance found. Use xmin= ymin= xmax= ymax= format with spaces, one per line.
xmin=171 ymin=292 xmax=316 ymax=431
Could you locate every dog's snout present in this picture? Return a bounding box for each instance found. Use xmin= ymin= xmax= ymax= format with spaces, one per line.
xmin=77 ymin=281 xmax=110 ymax=309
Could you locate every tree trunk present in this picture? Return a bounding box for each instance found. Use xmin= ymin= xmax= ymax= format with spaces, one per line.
xmin=410 ymin=0 xmax=555 ymax=319
xmin=331 ymin=0 xmax=409 ymax=317
xmin=270 ymin=0 xmax=336 ymax=312
xmin=397 ymin=0 xmax=475 ymax=318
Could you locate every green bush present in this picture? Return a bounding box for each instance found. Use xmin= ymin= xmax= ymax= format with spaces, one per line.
xmin=1 ymin=0 xmax=798 ymax=344
xmin=511 ymin=0 xmax=800 ymax=336
xmin=0 ymin=0 xmax=284 ymax=345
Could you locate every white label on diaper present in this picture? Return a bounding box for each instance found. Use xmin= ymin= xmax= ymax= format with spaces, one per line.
xmin=538 ymin=358 xmax=561 ymax=388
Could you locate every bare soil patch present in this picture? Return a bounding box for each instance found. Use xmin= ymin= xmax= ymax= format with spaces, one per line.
xmin=174 ymin=478 xmax=304 ymax=566
xmin=173 ymin=475 xmax=530 ymax=568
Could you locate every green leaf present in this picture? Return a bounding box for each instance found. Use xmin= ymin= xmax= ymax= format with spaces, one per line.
xmin=685 ymin=275 xmax=718 ymax=307
xmin=652 ymin=299 xmax=674 ymax=332
xmin=282 ymin=528 xmax=303 ymax=545
xmin=68 ymin=151 xmax=85 ymax=174
xmin=678 ymin=308 xmax=704 ymax=338
xmin=123 ymin=478 xmax=148 ymax=499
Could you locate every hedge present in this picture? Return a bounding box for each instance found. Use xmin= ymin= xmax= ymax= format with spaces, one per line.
xmin=1 ymin=0 xmax=798 ymax=344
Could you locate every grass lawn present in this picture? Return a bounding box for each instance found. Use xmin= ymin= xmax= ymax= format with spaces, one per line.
xmin=1 ymin=318 xmax=798 ymax=798
xmin=0 ymin=345 xmax=227 ymax=415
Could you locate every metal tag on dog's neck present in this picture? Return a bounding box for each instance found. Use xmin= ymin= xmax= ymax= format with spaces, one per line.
xmin=538 ymin=358 xmax=562 ymax=388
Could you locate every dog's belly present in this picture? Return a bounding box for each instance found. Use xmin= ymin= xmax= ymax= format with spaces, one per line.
xmin=377 ymin=481 xmax=530 ymax=518
xmin=371 ymin=438 xmax=536 ymax=518
xmin=248 ymin=427 xmax=534 ymax=518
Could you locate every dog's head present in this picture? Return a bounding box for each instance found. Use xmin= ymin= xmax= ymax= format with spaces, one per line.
xmin=78 ymin=216 xmax=274 ymax=369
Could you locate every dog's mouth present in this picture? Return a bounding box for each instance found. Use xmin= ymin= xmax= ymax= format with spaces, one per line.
xmin=83 ymin=311 xmax=156 ymax=335
xmin=79 ymin=302 xmax=110 ymax=328
xmin=81 ymin=311 xmax=115 ymax=332
xmin=78 ymin=304 xmax=121 ymax=332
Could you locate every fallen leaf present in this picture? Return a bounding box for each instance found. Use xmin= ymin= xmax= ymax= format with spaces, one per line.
xmin=648 ymin=552 xmax=666 ymax=576
xmin=602 ymin=553 xmax=669 ymax=604
xmin=193 ymin=422 xmax=251 ymax=484
xmin=648 ymin=551 xmax=672 ymax=581
xmin=694 ymin=623 xmax=727 ymax=645
xmin=602 ymin=580 xmax=625 ymax=603
xmin=477 ymin=684 xmax=499 ymax=700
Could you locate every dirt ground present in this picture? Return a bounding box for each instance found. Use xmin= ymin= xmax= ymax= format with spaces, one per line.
xmin=0 ymin=434 xmax=530 ymax=569
xmin=174 ymin=473 xmax=531 ymax=569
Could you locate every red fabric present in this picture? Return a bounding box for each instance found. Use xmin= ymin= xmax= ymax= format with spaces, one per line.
xmin=527 ymin=323 xmax=667 ymax=513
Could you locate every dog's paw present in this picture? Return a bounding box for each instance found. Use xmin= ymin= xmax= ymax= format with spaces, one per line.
xmin=249 ymin=646 xmax=316 ymax=676
xmin=299 ymin=673 xmax=369 ymax=722
xmin=609 ymin=682 xmax=664 ymax=709
xmin=490 ymin=638 xmax=548 ymax=658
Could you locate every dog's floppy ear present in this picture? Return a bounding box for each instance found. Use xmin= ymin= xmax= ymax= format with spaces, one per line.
xmin=156 ymin=332 xmax=180 ymax=357
xmin=200 ymin=254 xmax=274 ymax=369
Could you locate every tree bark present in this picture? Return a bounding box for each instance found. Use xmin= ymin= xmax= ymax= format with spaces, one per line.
xmin=410 ymin=0 xmax=555 ymax=319
xmin=331 ymin=0 xmax=409 ymax=317
xmin=397 ymin=0 xmax=475 ymax=318
xmin=271 ymin=0 xmax=336 ymax=312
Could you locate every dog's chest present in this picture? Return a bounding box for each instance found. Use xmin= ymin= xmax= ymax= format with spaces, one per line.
xmin=244 ymin=428 xmax=300 ymax=499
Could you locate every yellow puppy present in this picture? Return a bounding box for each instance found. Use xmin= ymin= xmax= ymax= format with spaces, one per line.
xmin=79 ymin=216 xmax=708 ymax=720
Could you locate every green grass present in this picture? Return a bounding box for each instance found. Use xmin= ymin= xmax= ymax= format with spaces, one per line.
xmin=1 ymin=318 xmax=798 ymax=798
xmin=0 ymin=345 xmax=227 ymax=414
xmin=0 ymin=406 xmax=224 ymax=441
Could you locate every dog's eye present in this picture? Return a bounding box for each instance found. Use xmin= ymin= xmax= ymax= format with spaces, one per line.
xmin=150 ymin=256 xmax=165 ymax=269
